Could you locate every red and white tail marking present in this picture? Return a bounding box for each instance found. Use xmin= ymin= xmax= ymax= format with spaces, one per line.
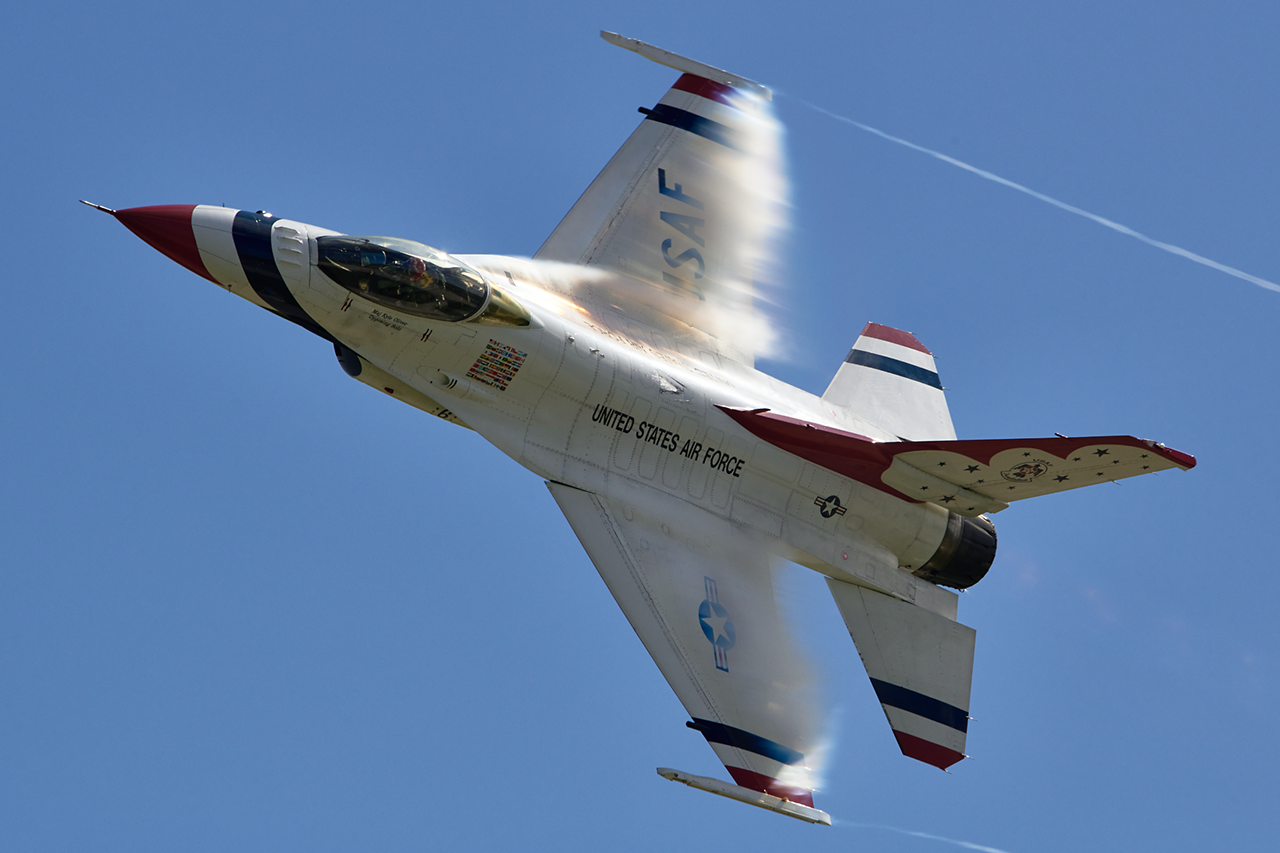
xmin=823 ymin=322 xmax=956 ymax=441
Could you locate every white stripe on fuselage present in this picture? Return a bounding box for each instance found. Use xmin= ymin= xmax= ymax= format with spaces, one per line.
xmin=190 ymin=206 xmax=273 ymax=310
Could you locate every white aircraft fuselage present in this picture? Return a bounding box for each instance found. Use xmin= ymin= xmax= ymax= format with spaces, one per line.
xmin=129 ymin=204 xmax=961 ymax=619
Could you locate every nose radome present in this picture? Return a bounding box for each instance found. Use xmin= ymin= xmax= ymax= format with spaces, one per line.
xmin=114 ymin=205 xmax=218 ymax=284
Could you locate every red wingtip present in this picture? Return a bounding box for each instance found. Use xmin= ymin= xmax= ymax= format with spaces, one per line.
xmin=114 ymin=205 xmax=217 ymax=284
xmin=1162 ymin=446 xmax=1197 ymax=470
xmin=672 ymin=73 xmax=738 ymax=105
xmin=893 ymin=731 xmax=966 ymax=770
xmin=725 ymin=767 xmax=815 ymax=808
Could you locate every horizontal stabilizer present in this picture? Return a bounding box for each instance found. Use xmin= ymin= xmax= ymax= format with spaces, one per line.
xmin=826 ymin=579 xmax=975 ymax=770
xmin=719 ymin=406 xmax=1195 ymax=516
xmin=822 ymin=323 xmax=956 ymax=441
xmin=657 ymin=768 xmax=831 ymax=825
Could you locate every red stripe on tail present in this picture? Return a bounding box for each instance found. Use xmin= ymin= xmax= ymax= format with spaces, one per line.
xmin=861 ymin=322 xmax=932 ymax=354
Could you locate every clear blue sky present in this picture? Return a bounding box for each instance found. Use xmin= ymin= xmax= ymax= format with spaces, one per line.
xmin=3 ymin=2 xmax=1276 ymax=851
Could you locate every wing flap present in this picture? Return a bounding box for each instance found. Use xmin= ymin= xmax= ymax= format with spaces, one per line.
xmin=826 ymin=579 xmax=975 ymax=770
xmin=548 ymin=479 xmax=823 ymax=807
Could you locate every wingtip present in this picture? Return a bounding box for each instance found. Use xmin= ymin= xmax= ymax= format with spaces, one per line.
xmin=599 ymin=31 xmax=772 ymax=100
xmin=1146 ymin=440 xmax=1196 ymax=470
xmin=657 ymin=767 xmax=830 ymax=825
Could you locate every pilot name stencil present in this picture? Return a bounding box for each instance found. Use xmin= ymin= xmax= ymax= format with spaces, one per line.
xmin=368 ymin=309 xmax=407 ymax=331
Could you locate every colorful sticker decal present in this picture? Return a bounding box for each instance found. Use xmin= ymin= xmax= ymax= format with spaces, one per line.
xmin=1001 ymin=459 xmax=1050 ymax=482
xmin=466 ymin=339 xmax=527 ymax=391
xmin=698 ymin=577 xmax=735 ymax=672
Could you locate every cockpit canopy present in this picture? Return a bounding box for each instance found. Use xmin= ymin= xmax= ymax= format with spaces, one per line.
xmin=316 ymin=235 xmax=490 ymax=322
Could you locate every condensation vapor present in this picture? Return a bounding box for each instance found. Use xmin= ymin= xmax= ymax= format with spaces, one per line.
xmin=835 ymin=820 xmax=1015 ymax=853
xmin=795 ymin=99 xmax=1280 ymax=294
xmin=482 ymin=87 xmax=792 ymax=368
xmin=712 ymin=87 xmax=792 ymax=360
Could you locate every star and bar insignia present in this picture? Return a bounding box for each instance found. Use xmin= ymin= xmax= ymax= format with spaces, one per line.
xmin=814 ymin=494 xmax=848 ymax=519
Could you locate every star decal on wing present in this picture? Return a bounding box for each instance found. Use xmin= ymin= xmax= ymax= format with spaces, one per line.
xmin=698 ymin=577 xmax=736 ymax=672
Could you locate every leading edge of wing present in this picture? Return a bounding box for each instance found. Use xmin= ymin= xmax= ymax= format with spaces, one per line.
xmin=719 ymin=407 xmax=1196 ymax=515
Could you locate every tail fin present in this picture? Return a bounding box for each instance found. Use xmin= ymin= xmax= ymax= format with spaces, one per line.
xmin=822 ymin=323 xmax=955 ymax=441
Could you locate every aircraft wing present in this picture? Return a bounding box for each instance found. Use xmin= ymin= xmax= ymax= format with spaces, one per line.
xmin=720 ymin=407 xmax=1197 ymax=516
xmin=547 ymin=479 xmax=824 ymax=812
xmin=534 ymin=33 xmax=785 ymax=367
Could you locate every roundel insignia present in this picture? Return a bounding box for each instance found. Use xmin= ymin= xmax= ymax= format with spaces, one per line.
xmin=698 ymin=577 xmax=734 ymax=672
xmin=699 ymin=600 xmax=736 ymax=649
xmin=814 ymin=494 xmax=847 ymax=518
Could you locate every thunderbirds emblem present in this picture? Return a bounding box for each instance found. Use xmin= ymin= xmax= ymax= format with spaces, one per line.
xmin=1001 ymin=460 xmax=1050 ymax=482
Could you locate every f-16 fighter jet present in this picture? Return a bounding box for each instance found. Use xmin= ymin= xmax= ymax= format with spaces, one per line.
xmin=87 ymin=32 xmax=1194 ymax=825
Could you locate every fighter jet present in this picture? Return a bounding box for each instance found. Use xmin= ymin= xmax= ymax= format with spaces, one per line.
xmin=86 ymin=32 xmax=1194 ymax=825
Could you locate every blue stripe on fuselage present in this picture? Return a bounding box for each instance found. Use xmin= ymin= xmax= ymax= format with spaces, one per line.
xmin=232 ymin=210 xmax=334 ymax=342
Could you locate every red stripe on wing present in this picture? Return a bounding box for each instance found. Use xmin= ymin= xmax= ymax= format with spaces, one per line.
xmin=672 ymin=73 xmax=738 ymax=106
xmin=893 ymin=730 xmax=966 ymax=770
xmin=726 ymin=767 xmax=815 ymax=807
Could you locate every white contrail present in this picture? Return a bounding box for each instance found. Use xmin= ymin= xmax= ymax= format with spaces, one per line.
xmin=836 ymin=820 xmax=1014 ymax=853
xmin=795 ymin=99 xmax=1280 ymax=294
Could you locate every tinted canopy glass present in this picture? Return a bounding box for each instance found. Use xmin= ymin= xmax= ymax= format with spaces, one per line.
xmin=317 ymin=236 xmax=490 ymax=322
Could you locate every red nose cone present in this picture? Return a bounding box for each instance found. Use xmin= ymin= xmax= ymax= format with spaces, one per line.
xmin=114 ymin=205 xmax=216 ymax=283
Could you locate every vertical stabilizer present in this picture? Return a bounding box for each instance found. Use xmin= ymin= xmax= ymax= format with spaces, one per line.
xmin=822 ymin=323 xmax=956 ymax=440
